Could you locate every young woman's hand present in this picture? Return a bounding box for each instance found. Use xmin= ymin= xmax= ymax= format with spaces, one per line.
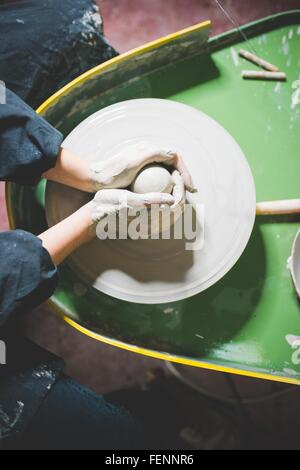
xmin=89 ymin=141 xmax=197 ymax=194
xmin=39 ymin=189 xmax=175 ymax=266
xmin=43 ymin=147 xmax=95 ymax=193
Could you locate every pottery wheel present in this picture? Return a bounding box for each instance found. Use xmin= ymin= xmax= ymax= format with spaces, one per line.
xmin=45 ymin=99 xmax=256 ymax=304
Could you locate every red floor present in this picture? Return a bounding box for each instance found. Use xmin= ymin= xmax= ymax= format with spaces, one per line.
xmin=100 ymin=0 xmax=300 ymax=53
xmin=1 ymin=1 xmax=300 ymax=432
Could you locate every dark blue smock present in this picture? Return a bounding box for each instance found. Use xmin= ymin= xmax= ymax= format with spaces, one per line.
xmin=0 ymin=89 xmax=63 ymax=444
xmin=0 ymin=89 xmax=61 ymax=324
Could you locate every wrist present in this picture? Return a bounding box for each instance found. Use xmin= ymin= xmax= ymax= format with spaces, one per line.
xmin=77 ymin=201 xmax=97 ymax=242
xmin=39 ymin=200 xmax=96 ymax=266
xmin=44 ymin=147 xmax=96 ymax=193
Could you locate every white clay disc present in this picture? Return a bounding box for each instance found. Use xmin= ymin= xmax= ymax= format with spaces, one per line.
xmin=45 ymin=99 xmax=256 ymax=304
xmin=290 ymin=229 xmax=300 ymax=299
xmin=131 ymin=165 xmax=173 ymax=194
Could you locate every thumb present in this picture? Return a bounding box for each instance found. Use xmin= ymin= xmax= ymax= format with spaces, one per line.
xmin=132 ymin=192 xmax=175 ymax=207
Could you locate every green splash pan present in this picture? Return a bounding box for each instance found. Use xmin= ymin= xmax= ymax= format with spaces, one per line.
xmin=6 ymin=11 xmax=300 ymax=384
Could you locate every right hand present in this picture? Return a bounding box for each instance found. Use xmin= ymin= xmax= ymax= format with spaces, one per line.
xmin=91 ymin=189 xmax=175 ymax=223
xmin=89 ymin=142 xmax=197 ymax=194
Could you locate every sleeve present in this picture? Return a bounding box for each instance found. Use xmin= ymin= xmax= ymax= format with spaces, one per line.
xmin=0 ymin=230 xmax=58 ymax=326
xmin=0 ymin=89 xmax=63 ymax=185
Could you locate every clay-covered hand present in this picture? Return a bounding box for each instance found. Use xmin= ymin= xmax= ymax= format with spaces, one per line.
xmin=89 ymin=142 xmax=197 ymax=194
xmin=91 ymin=189 xmax=175 ymax=223
xmin=171 ymin=170 xmax=186 ymax=209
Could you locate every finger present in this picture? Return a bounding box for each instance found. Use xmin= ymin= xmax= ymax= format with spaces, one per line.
xmin=128 ymin=191 xmax=175 ymax=207
xmin=143 ymin=150 xmax=197 ymax=193
xmin=130 ymin=153 xmax=172 ymax=174
xmin=171 ymin=154 xmax=197 ymax=193
xmin=94 ymin=189 xmax=124 ymax=204
xmin=171 ymin=170 xmax=186 ymax=207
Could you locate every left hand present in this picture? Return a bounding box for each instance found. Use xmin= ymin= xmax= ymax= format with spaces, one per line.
xmin=89 ymin=142 xmax=197 ymax=194
xmin=44 ymin=144 xmax=197 ymax=196
xmin=171 ymin=169 xmax=186 ymax=209
xmin=91 ymin=189 xmax=175 ymax=223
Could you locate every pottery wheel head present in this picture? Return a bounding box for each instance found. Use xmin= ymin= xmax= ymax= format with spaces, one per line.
xmin=45 ymin=99 xmax=256 ymax=304
xmin=290 ymin=229 xmax=300 ymax=299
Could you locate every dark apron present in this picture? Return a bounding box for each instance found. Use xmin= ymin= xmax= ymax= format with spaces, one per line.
xmin=0 ymin=0 xmax=117 ymax=444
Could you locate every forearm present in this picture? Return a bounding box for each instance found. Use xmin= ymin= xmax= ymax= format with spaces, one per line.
xmin=39 ymin=202 xmax=95 ymax=266
xmin=39 ymin=186 xmax=176 ymax=266
xmin=0 ymin=89 xmax=63 ymax=185
xmin=0 ymin=231 xmax=58 ymax=323
xmin=0 ymin=90 xmax=93 ymax=191
xmin=43 ymin=147 xmax=94 ymax=193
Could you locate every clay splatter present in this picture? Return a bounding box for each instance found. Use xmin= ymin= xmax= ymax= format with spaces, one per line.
xmin=286 ymin=334 xmax=300 ymax=347
xmin=291 ymin=78 xmax=300 ymax=110
xmin=81 ymin=6 xmax=102 ymax=30
xmin=286 ymin=334 xmax=300 ymax=366
xmin=195 ymin=334 xmax=204 ymax=340
xmin=282 ymin=43 xmax=289 ymax=56
xmin=274 ymin=82 xmax=281 ymax=94
xmin=163 ymin=307 xmax=175 ymax=315
xmin=283 ymin=368 xmax=299 ymax=376
xmin=230 ymin=47 xmax=239 ymax=67
xmin=210 ymin=341 xmax=263 ymax=364
xmin=0 ymin=401 xmax=24 ymax=439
